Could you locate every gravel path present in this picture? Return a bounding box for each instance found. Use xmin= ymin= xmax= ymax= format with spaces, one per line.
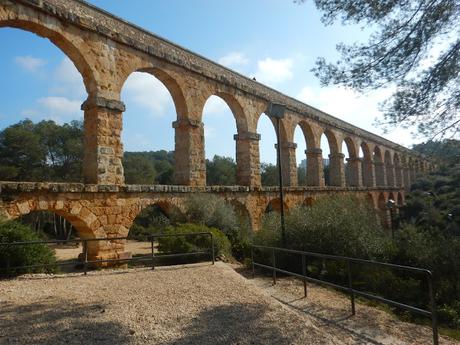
xmin=0 ymin=262 xmax=337 ymax=345
xmin=244 ymin=268 xmax=459 ymax=345
xmin=1 ymin=263 xmax=458 ymax=345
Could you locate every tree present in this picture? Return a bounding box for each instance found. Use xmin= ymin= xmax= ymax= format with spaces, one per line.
xmin=206 ymin=155 xmax=237 ymax=185
xmin=0 ymin=119 xmax=83 ymax=181
xmin=260 ymin=163 xmax=278 ymax=186
xmin=413 ymin=139 xmax=460 ymax=165
xmin=20 ymin=211 xmax=75 ymax=241
xmin=300 ymin=0 xmax=460 ymax=139
xmin=123 ymin=153 xmax=157 ymax=184
xmin=123 ymin=150 xmax=175 ymax=185
xmin=0 ymin=120 xmax=44 ymax=180
xmin=35 ymin=120 xmax=83 ymax=181
xmin=297 ymin=166 xmax=307 ymax=185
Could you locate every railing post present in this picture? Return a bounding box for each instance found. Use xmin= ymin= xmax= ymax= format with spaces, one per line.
xmin=151 ymin=236 xmax=155 ymax=270
xmin=302 ymin=253 xmax=307 ymax=298
xmin=83 ymin=240 xmax=88 ymax=276
xmin=251 ymin=246 xmax=255 ymax=278
xmin=272 ymin=247 xmax=276 ymax=285
xmin=347 ymin=259 xmax=356 ymax=315
xmin=428 ymin=272 xmax=439 ymax=345
xmin=210 ymin=233 xmax=215 ymax=265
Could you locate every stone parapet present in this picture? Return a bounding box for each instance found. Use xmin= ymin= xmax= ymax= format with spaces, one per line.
xmin=0 ymin=181 xmax=404 ymax=195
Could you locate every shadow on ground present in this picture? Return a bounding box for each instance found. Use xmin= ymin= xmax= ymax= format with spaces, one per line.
xmin=0 ymin=300 xmax=133 ymax=345
xmin=165 ymin=302 xmax=310 ymax=345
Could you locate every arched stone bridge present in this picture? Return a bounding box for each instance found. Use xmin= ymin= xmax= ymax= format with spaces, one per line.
xmin=0 ymin=0 xmax=434 ymax=260
xmin=1 ymin=182 xmax=406 ymax=260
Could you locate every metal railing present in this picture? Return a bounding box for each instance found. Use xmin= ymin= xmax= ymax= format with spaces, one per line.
xmin=251 ymin=245 xmax=439 ymax=345
xmin=0 ymin=232 xmax=215 ymax=276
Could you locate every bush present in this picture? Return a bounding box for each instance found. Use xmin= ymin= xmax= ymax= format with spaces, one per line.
xmin=128 ymin=224 xmax=158 ymax=242
xmin=157 ymin=223 xmax=232 ymax=261
xmin=183 ymin=194 xmax=251 ymax=260
xmin=0 ymin=220 xmax=56 ymax=276
xmin=438 ymin=302 xmax=460 ymax=329
xmin=255 ymin=195 xmax=389 ymax=260
xmin=128 ymin=195 xmax=252 ymax=261
xmin=184 ymin=194 xmax=239 ymax=233
xmin=128 ymin=204 xmax=177 ymax=241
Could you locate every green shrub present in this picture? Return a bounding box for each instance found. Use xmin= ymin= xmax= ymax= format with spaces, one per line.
xmin=133 ymin=205 xmax=171 ymax=228
xmin=128 ymin=204 xmax=177 ymax=241
xmin=128 ymin=224 xmax=159 ymax=242
xmin=183 ymin=194 xmax=251 ymax=260
xmin=157 ymin=223 xmax=232 ymax=261
xmin=184 ymin=194 xmax=238 ymax=233
xmin=129 ymin=195 xmax=251 ymax=261
xmin=0 ymin=220 xmax=56 ymax=276
xmin=256 ymin=195 xmax=389 ymax=260
xmin=438 ymin=302 xmax=460 ymax=329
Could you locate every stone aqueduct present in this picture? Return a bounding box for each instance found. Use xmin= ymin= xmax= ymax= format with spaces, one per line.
xmin=0 ymin=0 xmax=434 ymax=260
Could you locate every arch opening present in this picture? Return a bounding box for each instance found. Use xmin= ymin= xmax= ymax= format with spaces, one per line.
xmin=373 ymin=146 xmax=385 ymax=187
xmin=304 ymin=197 xmax=314 ymax=207
xmin=320 ymin=131 xmax=339 ymax=186
xmin=127 ymin=201 xmax=185 ymax=242
xmin=294 ymin=125 xmax=307 ymax=186
xmin=18 ymin=210 xmax=80 ymax=241
xmin=121 ymin=71 xmax=179 ymax=185
xmin=384 ymin=150 xmax=395 ymax=187
xmin=0 ymin=27 xmax=88 ymax=183
xmin=293 ymin=120 xmax=317 ymax=187
xmin=257 ymin=113 xmax=279 ymax=186
xmin=360 ymin=142 xmax=373 ymax=187
xmin=394 ymin=153 xmax=403 ymax=187
xmin=342 ymin=137 xmax=357 ymax=187
xmin=202 ymin=95 xmax=238 ymax=186
xmin=265 ymin=198 xmax=289 ymax=214
xmin=8 ymin=207 xmax=106 ymax=270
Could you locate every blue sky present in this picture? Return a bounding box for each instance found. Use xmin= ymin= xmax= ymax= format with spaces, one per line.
xmin=0 ymin=0 xmax=418 ymax=164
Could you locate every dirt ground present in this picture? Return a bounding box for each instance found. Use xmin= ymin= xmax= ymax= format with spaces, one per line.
xmin=51 ymin=240 xmax=152 ymax=261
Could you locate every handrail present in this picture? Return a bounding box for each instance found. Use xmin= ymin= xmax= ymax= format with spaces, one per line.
xmin=251 ymin=245 xmax=438 ymax=345
xmin=0 ymin=232 xmax=215 ymax=276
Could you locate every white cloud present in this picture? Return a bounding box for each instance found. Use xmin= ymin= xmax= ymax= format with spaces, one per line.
xmin=218 ymin=52 xmax=249 ymax=68
xmin=296 ymin=85 xmax=419 ymax=147
xmin=51 ymin=58 xmax=86 ymax=99
xmin=255 ymin=57 xmax=293 ymax=85
xmin=37 ymin=96 xmax=82 ymax=123
xmin=16 ymin=58 xmax=86 ymax=124
xmin=122 ymin=72 xmax=172 ymax=116
xmin=14 ymin=56 xmax=46 ymax=72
